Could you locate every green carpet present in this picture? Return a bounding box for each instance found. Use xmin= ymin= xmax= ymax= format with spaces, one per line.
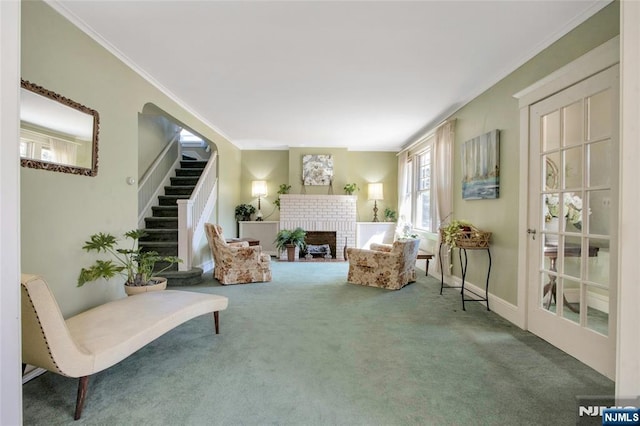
xmin=22 ymin=262 xmax=613 ymax=425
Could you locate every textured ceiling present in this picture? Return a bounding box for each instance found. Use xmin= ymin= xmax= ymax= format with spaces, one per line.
xmin=52 ymin=0 xmax=610 ymax=151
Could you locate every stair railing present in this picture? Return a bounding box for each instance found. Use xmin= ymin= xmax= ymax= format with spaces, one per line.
xmin=138 ymin=134 xmax=181 ymax=229
xmin=177 ymin=151 xmax=218 ymax=271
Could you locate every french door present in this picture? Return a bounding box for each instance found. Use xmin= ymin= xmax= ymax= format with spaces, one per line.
xmin=527 ymin=65 xmax=619 ymax=379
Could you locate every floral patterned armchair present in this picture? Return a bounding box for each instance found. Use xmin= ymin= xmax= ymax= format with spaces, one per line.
xmin=346 ymin=238 xmax=420 ymax=290
xmin=205 ymin=223 xmax=272 ymax=285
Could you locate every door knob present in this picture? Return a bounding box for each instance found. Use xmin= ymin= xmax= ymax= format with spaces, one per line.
xmin=527 ymin=228 xmax=537 ymax=240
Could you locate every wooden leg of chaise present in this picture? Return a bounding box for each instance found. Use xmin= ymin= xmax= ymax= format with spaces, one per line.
xmin=74 ymin=376 xmax=90 ymax=420
xmin=22 ymin=363 xmax=26 ymax=375
xmin=213 ymin=311 xmax=220 ymax=334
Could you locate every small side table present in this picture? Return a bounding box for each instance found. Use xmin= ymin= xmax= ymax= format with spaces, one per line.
xmin=226 ymin=238 xmax=260 ymax=246
xmin=439 ymin=242 xmax=491 ymax=311
xmin=417 ymin=251 xmax=434 ymax=276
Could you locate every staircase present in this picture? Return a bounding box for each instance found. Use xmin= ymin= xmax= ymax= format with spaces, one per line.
xmin=138 ymin=158 xmax=207 ymax=286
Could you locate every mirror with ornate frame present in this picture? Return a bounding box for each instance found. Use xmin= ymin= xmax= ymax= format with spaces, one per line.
xmin=20 ymin=79 xmax=100 ymax=176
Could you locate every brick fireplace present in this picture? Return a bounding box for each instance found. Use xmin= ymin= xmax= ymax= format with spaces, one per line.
xmin=279 ymin=194 xmax=356 ymax=261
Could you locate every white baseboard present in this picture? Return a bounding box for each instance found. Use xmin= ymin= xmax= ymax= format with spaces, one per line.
xmin=435 ymin=273 xmax=525 ymax=329
xmin=22 ymin=367 xmax=46 ymax=384
xmin=199 ymin=259 xmax=214 ymax=275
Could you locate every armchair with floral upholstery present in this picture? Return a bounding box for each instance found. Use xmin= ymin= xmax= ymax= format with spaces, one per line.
xmin=205 ymin=223 xmax=272 ymax=285
xmin=346 ymin=238 xmax=420 ymax=290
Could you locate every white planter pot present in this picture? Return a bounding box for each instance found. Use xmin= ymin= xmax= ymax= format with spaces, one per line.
xmin=124 ymin=277 xmax=167 ymax=296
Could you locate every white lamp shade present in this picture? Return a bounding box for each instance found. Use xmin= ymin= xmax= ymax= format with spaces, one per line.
xmin=368 ymin=183 xmax=383 ymax=200
xmin=251 ymin=180 xmax=268 ymax=197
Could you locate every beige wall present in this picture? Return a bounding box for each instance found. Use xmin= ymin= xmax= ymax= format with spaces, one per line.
xmin=446 ymin=2 xmax=619 ymax=305
xmin=20 ymin=1 xmax=241 ymax=316
xmin=239 ymin=148 xmax=398 ymax=226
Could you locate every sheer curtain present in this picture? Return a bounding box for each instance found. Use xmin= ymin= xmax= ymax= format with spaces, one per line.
xmin=50 ymin=138 xmax=78 ymax=166
xmin=397 ymin=150 xmax=410 ymax=231
xmin=433 ymin=119 xmax=456 ymax=274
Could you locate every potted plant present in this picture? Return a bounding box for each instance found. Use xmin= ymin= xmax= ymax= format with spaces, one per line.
xmin=343 ymin=183 xmax=359 ymax=195
xmin=235 ymin=203 xmax=256 ymax=222
xmin=274 ymin=184 xmax=291 ymax=210
xmin=77 ymin=229 xmax=182 ymax=295
xmin=440 ymin=220 xmax=473 ymax=248
xmin=384 ymin=207 xmax=397 ymax=222
xmin=274 ymin=227 xmax=307 ymax=261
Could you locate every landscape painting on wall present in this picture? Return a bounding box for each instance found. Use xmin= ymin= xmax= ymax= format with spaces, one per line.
xmin=462 ymin=129 xmax=500 ymax=199
xmin=302 ymin=154 xmax=333 ymax=185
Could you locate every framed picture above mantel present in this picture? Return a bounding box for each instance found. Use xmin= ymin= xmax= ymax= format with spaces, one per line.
xmin=302 ymin=154 xmax=333 ymax=186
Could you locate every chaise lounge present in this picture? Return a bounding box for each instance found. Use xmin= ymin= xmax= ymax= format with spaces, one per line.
xmin=20 ymin=274 xmax=229 ymax=420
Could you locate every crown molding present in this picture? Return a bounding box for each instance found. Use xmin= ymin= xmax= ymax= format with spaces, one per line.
xmin=45 ymin=0 xmax=237 ymax=149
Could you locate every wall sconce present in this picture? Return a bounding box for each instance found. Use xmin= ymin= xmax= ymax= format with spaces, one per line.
xmin=251 ymin=180 xmax=268 ymax=221
xmin=368 ymin=183 xmax=384 ymax=222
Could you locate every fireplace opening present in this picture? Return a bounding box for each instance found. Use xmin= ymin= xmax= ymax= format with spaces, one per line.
xmin=303 ymin=231 xmax=337 ymax=259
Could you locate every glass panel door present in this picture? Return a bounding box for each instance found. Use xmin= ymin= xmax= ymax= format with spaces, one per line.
xmin=527 ymin=65 xmax=618 ymax=379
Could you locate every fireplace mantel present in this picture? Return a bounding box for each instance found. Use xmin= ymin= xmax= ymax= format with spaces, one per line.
xmin=279 ymin=194 xmax=357 ymax=260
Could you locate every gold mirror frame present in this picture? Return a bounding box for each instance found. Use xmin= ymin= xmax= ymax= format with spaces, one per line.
xmin=20 ymin=79 xmax=100 ymax=176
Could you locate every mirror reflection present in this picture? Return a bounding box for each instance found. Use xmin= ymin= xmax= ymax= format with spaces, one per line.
xmin=20 ymin=79 xmax=99 ymax=176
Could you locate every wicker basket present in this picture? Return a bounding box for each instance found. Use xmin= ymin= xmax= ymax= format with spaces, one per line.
xmin=439 ymin=227 xmax=491 ymax=249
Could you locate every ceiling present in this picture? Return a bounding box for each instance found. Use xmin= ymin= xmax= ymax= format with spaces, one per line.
xmin=51 ymin=0 xmax=610 ymax=152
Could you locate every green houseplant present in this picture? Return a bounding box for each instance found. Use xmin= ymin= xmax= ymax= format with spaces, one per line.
xmin=274 ymin=184 xmax=291 ymax=209
xmin=440 ymin=220 xmax=473 ymax=248
xmin=78 ymin=229 xmax=181 ymax=294
xmin=343 ymin=183 xmax=359 ymax=195
xmin=384 ymin=207 xmax=397 ymax=222
xmin=274 ymin=227 xmax=307 ymax=261
xmin=235 ymin=203 xmax=256 ymax=221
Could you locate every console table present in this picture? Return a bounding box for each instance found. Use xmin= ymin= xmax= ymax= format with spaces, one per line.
xmin=239 ymin=221 xmax=279 ymax=256
xmin=439 ymin=242 xmax=491 ymax=311
xmin=543 ymin=243 xmax=599 ymax=313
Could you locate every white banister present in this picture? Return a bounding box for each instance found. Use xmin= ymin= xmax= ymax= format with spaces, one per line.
xmin=178 ymin=151 xmax=218 ymax=270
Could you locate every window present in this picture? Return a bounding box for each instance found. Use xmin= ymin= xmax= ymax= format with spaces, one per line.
xmin=413 ymin=146 xmax=435 ymax=232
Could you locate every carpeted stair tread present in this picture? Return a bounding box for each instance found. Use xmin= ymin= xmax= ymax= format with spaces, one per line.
xmin=139 ymin=242 xmax=178 ymax=256
xmin=179 ymin=160 xmax=207 ymax=169
xmin=164 ymin=185 xmax=195 ymax=196
xmin=170 ymin=176 xmax=199 ymax=186
xmin=139 ymin=229 xmax=178 ymax=242
xmin=145 ymin=217 xmax=178 ymax=229
xmin=152 ymin=206 xmax=178 ymax=217
xmin=162 ymin=267 xmax=204 ymax=286
xmin=175 ymin=168 xmax=204 ymax=177
xmin=158 ymin=195 xmax=190 ymax=206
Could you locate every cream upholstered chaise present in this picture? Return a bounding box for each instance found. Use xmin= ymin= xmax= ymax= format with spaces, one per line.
xmin=20 ymin=274 xmax=228 ymax=420
xmin=346 ymin=238 xmax=421 ymax=290
xmin=205 ymin=223 xmax=272 ymax=284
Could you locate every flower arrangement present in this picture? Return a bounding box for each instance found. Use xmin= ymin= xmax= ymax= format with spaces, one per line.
xmin=544 ymin=193 xmax=585 ymax=229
